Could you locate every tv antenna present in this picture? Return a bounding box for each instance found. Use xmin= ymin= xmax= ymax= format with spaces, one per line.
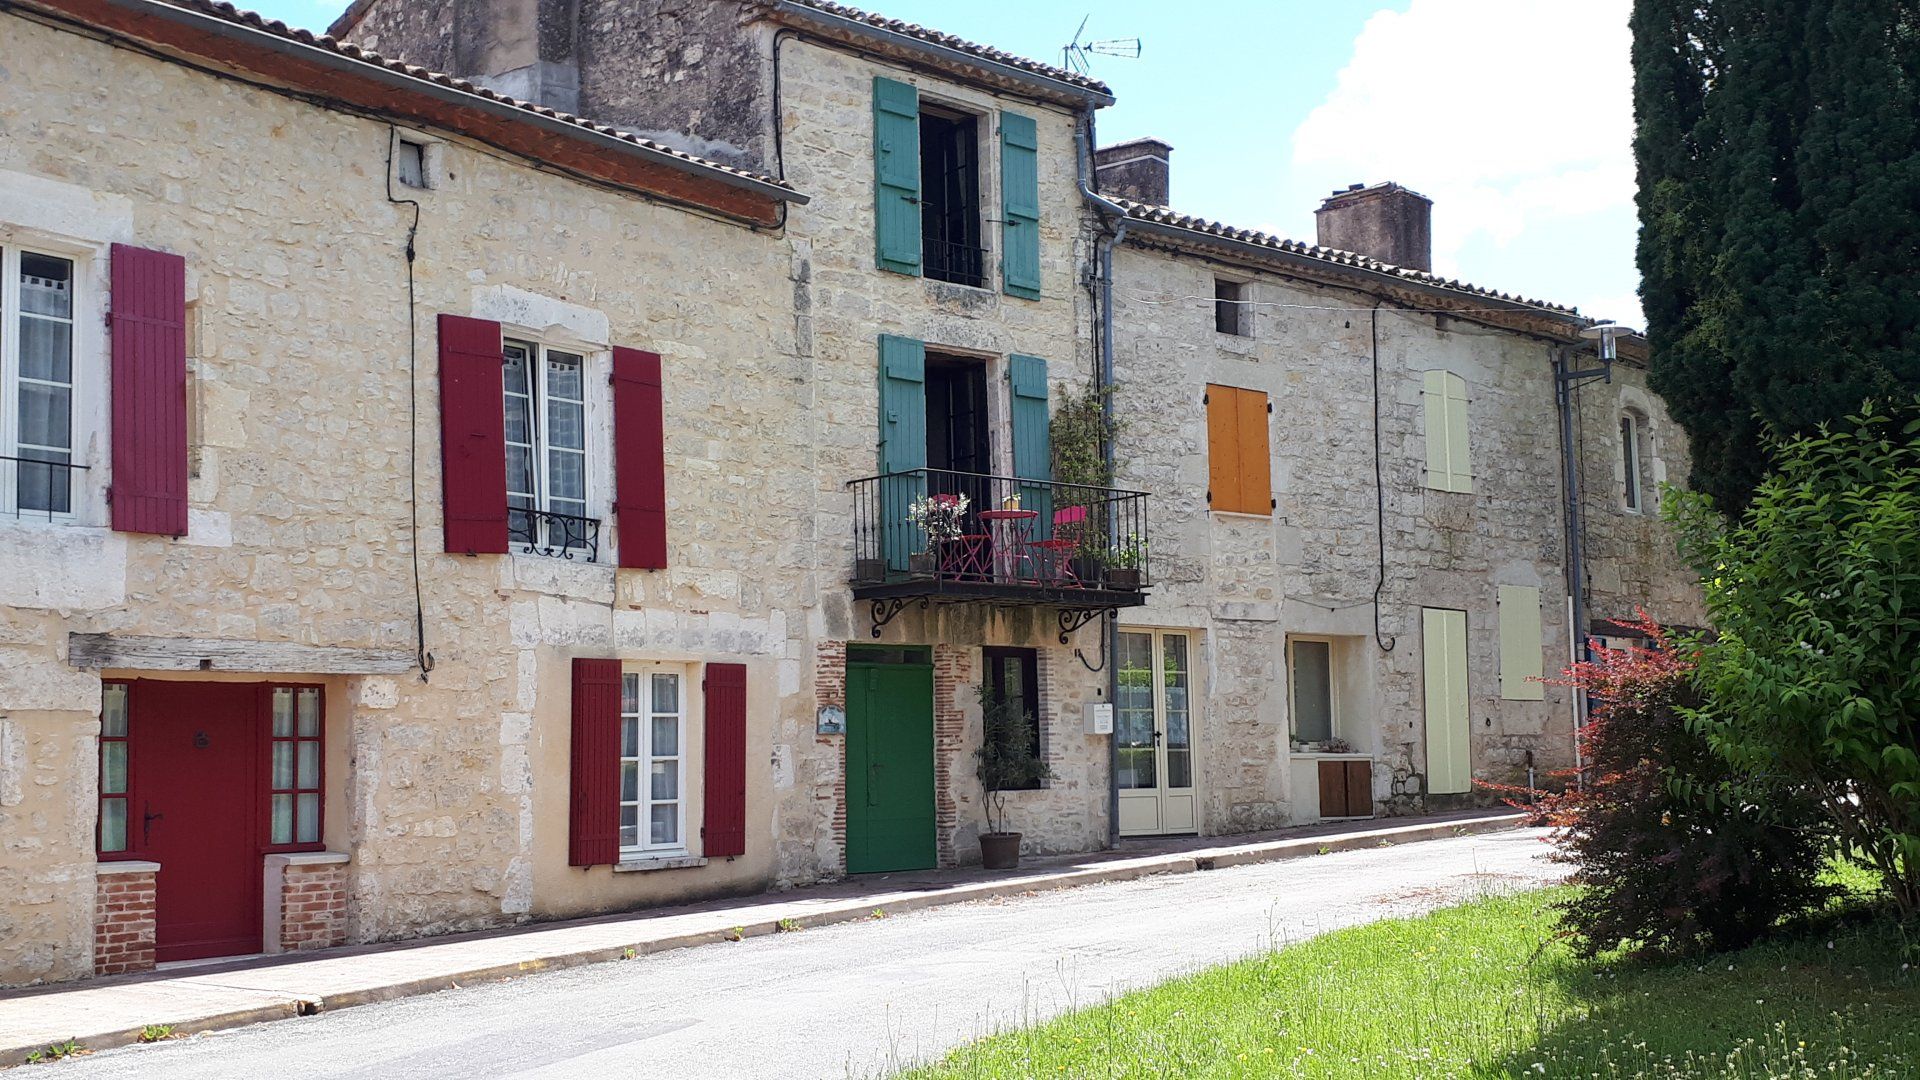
xmin=1062 ymin=15 xmax=1141 ymax=76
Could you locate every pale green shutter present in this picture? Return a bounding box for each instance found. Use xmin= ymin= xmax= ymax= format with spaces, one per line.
xmin=1008 ymin=354 xmax=1052 ymax=529
xmin=1000 ymin=111 xmax=1041 ymax=299
xmin=1422 ymin=607 xmax=1471 ymax=794
xmin=1422 ymin=370 xmax=1472 ymax=493
xmin=873 ymin=77 xmax=922 ymax=276
xmin=879 ymin=335 xmax=927 ymax=570
xmin=1444 ymin=373 xmax=1472 ymax=492
xmin=1498 ymin=585 xmax=1545 ymax=701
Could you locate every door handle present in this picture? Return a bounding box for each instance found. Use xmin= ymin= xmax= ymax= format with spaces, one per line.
xmin=1152 ymin=730 xmax=1163 ymax=745
xmin=142 ymin=802 xmax=163 ymax=847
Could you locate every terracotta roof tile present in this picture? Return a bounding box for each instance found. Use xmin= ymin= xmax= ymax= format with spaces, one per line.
xmin=1115 ymin=199 xmax=1579 ymax=316
xmin=778 ymin=0 xmax=1109 ymax=96
xmin=157 ymin=0 xmax=798 ymax=194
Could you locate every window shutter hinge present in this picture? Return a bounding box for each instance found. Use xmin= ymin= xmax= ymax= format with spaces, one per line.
xmin=1206 ymin=489 xmax=1213 ymax=504
xmin=1271 ymin=497 xmax=1277 ymax=508
xmin=1267 ymin=402 xmax=1274 ymax=414
xmin=1202 ymin=393 xmax=1209 ymax=405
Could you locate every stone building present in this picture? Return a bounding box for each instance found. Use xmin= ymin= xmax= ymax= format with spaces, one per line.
xmin=0 ymin=0 xmax=1702 ymax=988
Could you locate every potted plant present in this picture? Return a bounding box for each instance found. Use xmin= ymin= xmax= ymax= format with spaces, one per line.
xmin=975 ymin=684 xmax=1053 ymax=869
xmin=1106 ymin=533 xmax=1147 ymax=590
xmin=1050 ymin=383 xmax=1118 ymax=586
xmin=905 ymin=492 xmax=968 ymax=575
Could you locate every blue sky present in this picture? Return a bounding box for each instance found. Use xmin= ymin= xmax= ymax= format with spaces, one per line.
xmin=258 ymin=0 xmax=1641 ymax=323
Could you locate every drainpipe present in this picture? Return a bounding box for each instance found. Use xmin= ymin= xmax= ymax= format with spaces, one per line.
xmin=1076 ymin=110 xmax=1129 ymax=846
xmin=1553 ymin=342 xmax=1609 ymax=785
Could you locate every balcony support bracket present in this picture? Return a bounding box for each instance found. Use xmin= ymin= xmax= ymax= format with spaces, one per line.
xmin=1057 ymin=607 xmax=1114 ymax=645
xmin=868 ymin=596 xmax=927 ymax=638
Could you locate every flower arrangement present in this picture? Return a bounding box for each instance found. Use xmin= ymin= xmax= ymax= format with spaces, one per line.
xmin=906 ymin=491 xmax=969 ymax=541
xmin=1112 ymin=533 xmax=1149 ymax=571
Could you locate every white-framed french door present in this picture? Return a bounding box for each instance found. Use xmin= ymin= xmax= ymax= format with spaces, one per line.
xmin=1115 ymin=629 xmax=1197 ymax=836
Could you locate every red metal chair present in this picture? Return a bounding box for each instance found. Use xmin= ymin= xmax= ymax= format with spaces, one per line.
xmin=1027 ymin=505 xmax=1088 ymax=586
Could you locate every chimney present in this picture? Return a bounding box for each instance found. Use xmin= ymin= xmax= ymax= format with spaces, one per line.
xmin=1094 ymin=138 xmax=1173 ymax=206
xmin=456 ymin=0 xmax=581 ymax=114
xmin=1314 ymin=182 xmax=1433 ymax=272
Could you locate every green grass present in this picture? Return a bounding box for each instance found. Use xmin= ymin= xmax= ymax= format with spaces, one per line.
xmin=902 ymin=888 xmax=1920 ymax=1079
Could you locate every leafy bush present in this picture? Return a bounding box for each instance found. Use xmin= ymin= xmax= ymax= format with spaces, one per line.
xmin=1672 ymin=402 xmax=1920 ymax=912
xmin=975 ymin=685 xmax=1051 ymax=836
xmin=1503 ymin=617 xmax=1832 ymax=958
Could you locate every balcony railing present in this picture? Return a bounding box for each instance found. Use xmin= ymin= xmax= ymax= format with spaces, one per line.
xmin=2 ymin=453 xmax=86 ymax=520
xmin=509 ymin=507 xmax=601 ymax=561
xmin=923 ymin=237 xmax=988 ymax=289
xmin=848 ymin=469 xmax=1150 ymax=613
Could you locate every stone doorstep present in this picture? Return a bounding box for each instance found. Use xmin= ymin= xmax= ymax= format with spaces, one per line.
xmin=0 ymin=811 xmax=1524 ymax=1066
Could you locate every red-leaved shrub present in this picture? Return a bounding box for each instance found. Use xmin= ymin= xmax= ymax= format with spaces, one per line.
xmin=1496 ymin=614 xmax=1832 ymax=958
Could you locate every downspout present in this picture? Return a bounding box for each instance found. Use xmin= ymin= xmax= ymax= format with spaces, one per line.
xmin=1553 ymin=344 xmax=1590 ymax=783
xmin=1076 ymin=110 xmax=1129 ymax=846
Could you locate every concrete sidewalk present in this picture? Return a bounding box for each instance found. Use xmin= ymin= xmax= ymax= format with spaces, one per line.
xmin=0 ymin=809 xmax=1522 ymax=1066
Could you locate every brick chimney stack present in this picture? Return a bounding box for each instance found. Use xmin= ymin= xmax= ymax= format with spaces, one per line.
xmin=1314 ymin=182 xmax=1433 ymax=272
xmin=1094 ymin=139 xmax=1173 ymax=206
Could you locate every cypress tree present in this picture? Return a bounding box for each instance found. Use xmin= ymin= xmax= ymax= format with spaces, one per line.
xmin=1632 ymin=0 xmax=1920 ymax=511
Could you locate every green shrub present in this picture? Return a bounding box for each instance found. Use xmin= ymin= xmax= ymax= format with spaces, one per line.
xmin=1672 ymin=402 xmax=1920 ymax=912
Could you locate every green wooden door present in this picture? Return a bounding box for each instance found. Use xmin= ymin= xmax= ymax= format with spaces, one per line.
xmin=846 ymin=654 xmax=936 ymax=873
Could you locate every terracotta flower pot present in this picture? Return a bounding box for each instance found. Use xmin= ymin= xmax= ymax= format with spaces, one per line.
xmin=979 ymin=831 xmax=1022 ymax=870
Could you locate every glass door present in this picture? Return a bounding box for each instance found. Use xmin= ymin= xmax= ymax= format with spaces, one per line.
xmin=1115 ymin=630 xmax=1198 ymax=836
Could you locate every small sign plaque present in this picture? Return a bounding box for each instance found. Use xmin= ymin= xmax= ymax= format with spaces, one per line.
xmin=1084 ymin=702 xmax=1114 ymax=735
xmin=816 ymin=705 xmax=846 ymax=735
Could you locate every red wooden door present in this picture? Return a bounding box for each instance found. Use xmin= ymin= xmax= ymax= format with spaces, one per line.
xmin=131 ymin=681 xmax=263 ymax=961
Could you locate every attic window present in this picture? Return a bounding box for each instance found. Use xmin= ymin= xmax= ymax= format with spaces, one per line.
xmin=396 ymin=139 xmax=429 ymax=189
xmin=1214 ymin=278 xmax=1250 ymax=336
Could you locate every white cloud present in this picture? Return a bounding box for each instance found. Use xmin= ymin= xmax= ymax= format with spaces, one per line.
xmin=1291 ymin=0 xmax=1638 ymax=320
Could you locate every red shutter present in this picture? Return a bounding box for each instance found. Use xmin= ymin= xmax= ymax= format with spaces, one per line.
xmin=438 ymin=314 xmax=508 ymax=554
xmin=611 ymin=347 xmax=667 ymax=569
xmin=569 ymin=658 xmax=622 ymax=867
xmin=109 ymin=244 xmax=188 ymax=536
xmin=702 ymin=663 xmax=748 ymax=858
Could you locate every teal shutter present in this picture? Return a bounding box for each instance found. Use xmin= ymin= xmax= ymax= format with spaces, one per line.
xmin=874 ymin=77 xmax=922 ymax=276
xmin=1000 ymin=112 xmax=1041 ymax=299
xmin=1008 ymin=354 xmax=1052 ymax=534
xmin=879 ymin=335 xmax=927 ymax=570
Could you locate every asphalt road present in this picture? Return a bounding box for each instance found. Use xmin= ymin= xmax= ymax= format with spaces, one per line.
xmin=51 ymin=829 xmax=1558 ymax=1080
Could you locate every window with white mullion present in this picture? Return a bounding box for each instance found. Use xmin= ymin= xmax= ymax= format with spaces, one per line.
xmin=619 ymin=670 xmax=685 ymax=855
xmin=503 ymin=340 xmax=539 ymax=542
xmin=3 ymin=247 xmax=77 ymax=517
xmin=502 ymin=338 xmax=589 ymax=554
xmin=541 ymin=349 xmax=586 ymax=526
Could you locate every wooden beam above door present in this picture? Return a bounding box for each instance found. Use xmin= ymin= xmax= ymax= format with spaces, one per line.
xmin=68 ymin=633 xmax=416 ymax=675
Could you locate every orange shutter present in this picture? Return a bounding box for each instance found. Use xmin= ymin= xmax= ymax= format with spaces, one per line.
xmin=1235 ymin=389 xmax=1271 ymax=514
xmin=1205 ymin=385 xmax=1271 ymax=515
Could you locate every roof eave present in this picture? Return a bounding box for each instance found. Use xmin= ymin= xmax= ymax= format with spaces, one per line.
xmin=1121 ymin=215 xmax=1595 ymax=341
xmin=42 ymin=0 xmax=806 ymax=213
xmin=767 ymin=0 xmax=1114 ymax=108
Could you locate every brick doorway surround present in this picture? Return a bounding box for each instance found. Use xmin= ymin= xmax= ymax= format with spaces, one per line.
xmin=816 ymin=641 xmax=973 ymax=873
xmin=92 ymin=852 xmax=351 ymax=976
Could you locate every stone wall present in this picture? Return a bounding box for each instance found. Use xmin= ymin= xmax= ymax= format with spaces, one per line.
xmin=1110 ymin=240 xmax=1703 ymax=828
xmin=0 ymin=10 xmax=808 ymax=984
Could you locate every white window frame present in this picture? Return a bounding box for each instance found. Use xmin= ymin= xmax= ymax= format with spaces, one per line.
xmin=1620 ymin=410 xmax=1644 ymax=513
xmin=503 ymin=337 xmax=593 ymax=558
xmin=620 ymin=666 xmax=688 ymax=858
xmin=1287 ymin=636 xmax=1340 ymax=748
xmin=0 ymin=233 xmax=103 ymax=526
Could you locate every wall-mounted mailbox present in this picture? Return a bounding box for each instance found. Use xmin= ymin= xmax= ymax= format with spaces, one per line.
xmin=1084 ymin=701 xmax=1113 ymax=735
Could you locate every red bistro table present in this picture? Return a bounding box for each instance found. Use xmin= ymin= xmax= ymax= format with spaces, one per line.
xmin=977 ymin=508 xmax=1038 ymax=583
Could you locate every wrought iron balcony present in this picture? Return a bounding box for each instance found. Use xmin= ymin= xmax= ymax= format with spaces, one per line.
xmin=509 ymin=507 xmax=601 ymax=562
xmin=846 ymin=468 xmax=1150 ymax=639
